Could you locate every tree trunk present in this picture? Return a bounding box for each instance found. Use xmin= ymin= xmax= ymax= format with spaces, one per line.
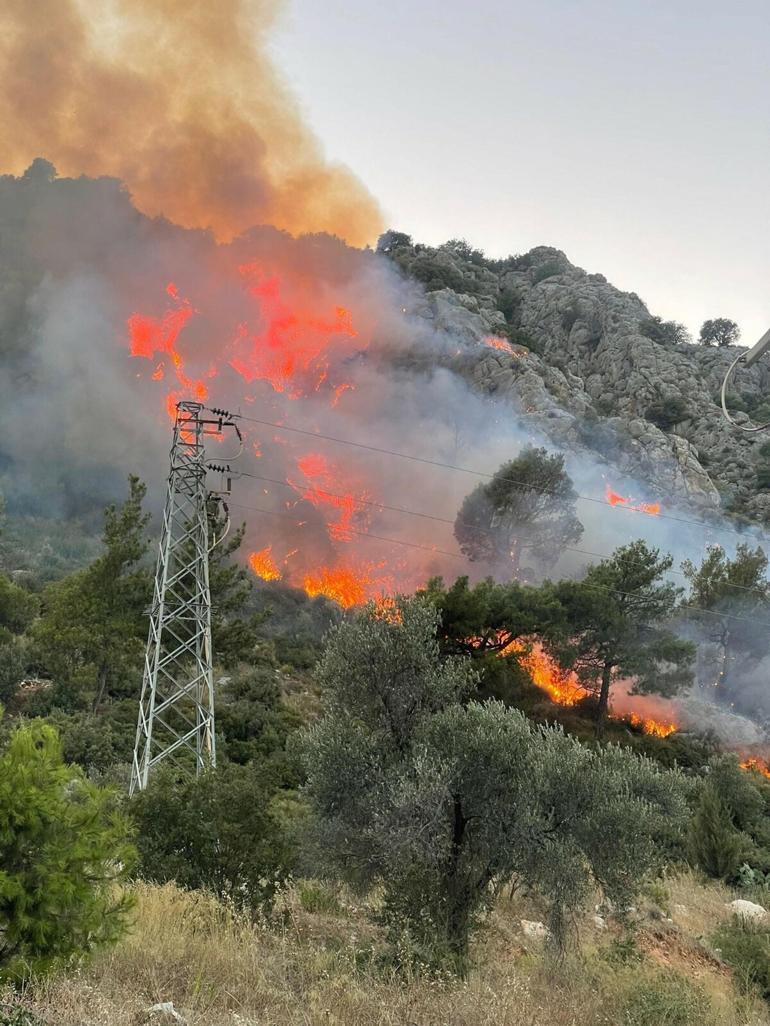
xmin=445 ymin=795 xmax=470 ymax=965
xmin=93 ymin=663 xmax=108 ymax=712
xmin=595 ymin=661 xmax=612 ymax=737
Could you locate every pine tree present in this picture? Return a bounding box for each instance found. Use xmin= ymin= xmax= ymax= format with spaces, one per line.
xmin=0 ymin=719 xmax=135 ymax=981
xmin=689 ymin=783 xmax=746 ymax=880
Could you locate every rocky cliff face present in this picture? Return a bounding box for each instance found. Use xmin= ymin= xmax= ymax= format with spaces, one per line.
xmin=384 ymin=236 xmax=770 ymax=523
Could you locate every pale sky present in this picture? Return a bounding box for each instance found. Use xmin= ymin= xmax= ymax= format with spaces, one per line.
xmin=272 ymin=0 xmax=770 ymax=344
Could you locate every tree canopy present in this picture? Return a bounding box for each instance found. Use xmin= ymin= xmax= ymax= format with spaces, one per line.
xmin=0 ymin=718 xmax=135 ymax=981
xmin=454 ymin=447 xmax=583 ymax=578
xmin=299 ymin=596 xmax=690 ymax=966
xmin=31 ymin=476 xmax=150 ymax=711
xmin=554 ymin=541 xmax=695 ymax=732
xmin=699 ymin=318 xmax=740 ymax=348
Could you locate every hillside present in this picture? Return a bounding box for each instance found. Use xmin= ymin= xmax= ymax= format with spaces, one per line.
xmin=381 ymin=235 xmax=770 ymax=522
xmin=11 ymin=874 xmax=770 ymax=1026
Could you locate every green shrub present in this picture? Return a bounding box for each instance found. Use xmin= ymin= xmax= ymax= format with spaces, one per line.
xmin=0 ymin=1006 xmax=46 ymax=1026
xmin=712 ymin=917 xmax=770 ymax=1000
xmin=689 ymin=783 xmax=747 ymax=881
xmin=296 ymin=880 xmax=342 ymax=914
xmin=639 ymin=316 xmax=690 ymax=346
xmin=131 ymin=762 xmax=293 ymax=909
xmin=645 ymin=397 xmax=690 ymax=430
xmin=0 ymin=719 xmax=135 ymax=982
xmin=532 ymin=259 xmax=564 ymax=284
xmin=616 ymin=967 xmax=714 ymax=1026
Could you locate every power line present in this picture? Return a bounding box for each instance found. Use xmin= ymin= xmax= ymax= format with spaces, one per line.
xmin=228 ymin=499 xmax=770 ymax=629
xmin=231 ymin=468 xmax=770 ymax=601
xmin=207 ymin=407 xmax=769 ymax=544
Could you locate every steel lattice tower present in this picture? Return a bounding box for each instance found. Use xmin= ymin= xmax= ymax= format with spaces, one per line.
xmin=130 ymin=401 xmax=240 ymax=794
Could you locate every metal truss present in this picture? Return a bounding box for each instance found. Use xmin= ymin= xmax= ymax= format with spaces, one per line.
xmin=130 ymin=401 xmax=241 ymax=794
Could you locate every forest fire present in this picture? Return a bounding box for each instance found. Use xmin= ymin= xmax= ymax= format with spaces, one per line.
xmin=483 ymin=335 xmax=520 ymax=356
xmin=230 ymin=265 xmax=359 ymax=398
xmin=605 ymin=484 xmax=661 ymax=516
xmin=248 ymin=546 xmax=282 ymax=582
xmin=511 ymin=641 xmax=583 ymax=706
xmin=740 ymin=757 xmax=770 ymax=780
xmin=302 ymin=564 xmax=387 ymax=609
xmin=503 ymin=640 xmax=680 ymax=736
xmin=291 ymin=453 xmax=370 ymax=542
xmin=628 ymin=713 xmax=677 ymax=738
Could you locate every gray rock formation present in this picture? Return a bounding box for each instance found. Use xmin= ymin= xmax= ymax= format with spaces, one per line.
xmin=387 ymin=237 xmax=770 ymax=522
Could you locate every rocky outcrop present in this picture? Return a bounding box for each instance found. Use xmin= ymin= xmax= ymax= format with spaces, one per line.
xmin=389 ymin=238 xmax=770 ymax=520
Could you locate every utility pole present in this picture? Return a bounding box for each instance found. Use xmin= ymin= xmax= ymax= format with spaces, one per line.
xmin=130 ymin=401 xmax=241 ymax=795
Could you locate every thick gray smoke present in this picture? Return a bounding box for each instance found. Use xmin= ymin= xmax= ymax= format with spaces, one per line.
xmin=1 ymin=162 xmax=769 ymax=739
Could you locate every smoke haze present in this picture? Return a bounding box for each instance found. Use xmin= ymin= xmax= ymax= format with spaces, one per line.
xmin=0 ymin=0 xmax=382 ymax=245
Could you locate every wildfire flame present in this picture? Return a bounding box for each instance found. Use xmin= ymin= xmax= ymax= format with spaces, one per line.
xmin=740 ymin=757 xmax=770 ymax=780
xmin=302 ymin=564 xmax=386 ymax=609
xmin=501 ymin=639 xmax=679 ymax=737
xmin=483 ymin=335 xmax=519 ymax=356
xmin=628 ymin=713 xmax=677 ymax=738
xmin=291 ymin=452 xmax=369 ymax=542
xmin=248 ymin=546 xmax=282 ymax=582
xmin=229 ymin=265 xmax=359 ymax=398
xmin=605 ymin=484 xmax=661 ymax=517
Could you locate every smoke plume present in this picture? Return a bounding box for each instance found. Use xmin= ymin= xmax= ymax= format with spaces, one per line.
xmin=0 ymin=0 xmax=382 ymax=245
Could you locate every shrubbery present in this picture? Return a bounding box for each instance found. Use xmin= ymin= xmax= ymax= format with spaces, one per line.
xmin=645 ymin=396 xmax=690 ymax=429
xmin=712 ymin=917 xmax=770 ymax=1000
xmin=131 ymin=762 xmax=294 ymax=909
xmin=0 ymin=719 xmax=135 ymax=981
xmin=639 ymin=316 xmax=690 ymax=346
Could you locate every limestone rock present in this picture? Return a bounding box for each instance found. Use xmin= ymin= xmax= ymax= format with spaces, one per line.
xmin=144 ymin=1003 xmax=188 ymax=1025
xmin=727 ymin=899 xmax=768 ymax=923
xmin=520 ymin=919 xmax=550 ymax=941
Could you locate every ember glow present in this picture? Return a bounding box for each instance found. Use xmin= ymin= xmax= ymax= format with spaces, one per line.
xmin=604 ymin=484 xmax=661 ymax=516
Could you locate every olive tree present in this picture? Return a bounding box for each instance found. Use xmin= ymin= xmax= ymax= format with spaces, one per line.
xmin=299 ymin=597 xmax=690 ymax=967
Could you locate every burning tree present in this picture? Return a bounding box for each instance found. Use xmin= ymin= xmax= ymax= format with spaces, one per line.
xmin=454 ymin=447 xmax=583 ymax=578
xmin=555 ymin=541 xmax=695 ymax=734
xmin=299 ymin=595 xmax=691 ymax=966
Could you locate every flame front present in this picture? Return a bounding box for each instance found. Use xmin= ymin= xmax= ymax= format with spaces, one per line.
xmin=303 ymin=564 xmax=387 ymax=609
xmin=248 ymin=546 xmax=282 ymax=582
xmin=740 ymin=757 xmax=770 ymax=779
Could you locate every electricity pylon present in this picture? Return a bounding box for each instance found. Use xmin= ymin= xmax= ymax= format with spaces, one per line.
xmin=130 ymin=401 xmax=241 ymax=794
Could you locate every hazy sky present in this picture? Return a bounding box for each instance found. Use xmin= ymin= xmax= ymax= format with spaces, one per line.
xmin=272 ymin=0 xmax=769 ymax=343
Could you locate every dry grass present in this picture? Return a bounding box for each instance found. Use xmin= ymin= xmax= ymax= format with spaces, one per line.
xmin=12 ymin=875 xmax=770 ymax=1026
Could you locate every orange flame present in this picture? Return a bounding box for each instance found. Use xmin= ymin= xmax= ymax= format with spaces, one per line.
xmin=740 ymin=757 xmax=770 ymax=780
xmin=498 ymin=639 xmax=679 ymax=736
xmin=508 ymin=640 xmax=584 ymax=706
xmin=248 ymin=546 xmax=282 ymax=582
xmin=604 ymin=484 xmax=660 ymax=516
xmin=628 ymin=713 xmax=677 ymax=738
xmin=303 ymin=565 xmax=374 ymax=608
xmin=292 ymin=452 xmax=369 ymax=542
xmin=483 ymin=335 xmax=518 ymax=356
xmin=229 ymin=266 xmax=359 ymax=398
xmin=128 ymin=283 xmax=209 ymax=419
